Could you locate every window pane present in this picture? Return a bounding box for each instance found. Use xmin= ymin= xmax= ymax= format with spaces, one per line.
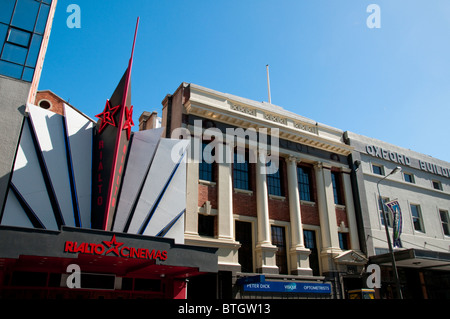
xmin=267 ymin=171 xmax=281 ymax=196
xmin=35 ymin=3 xmax=50 ymax=34
xmin=21 ymin=66 xmax=34 ymax=81
xmin=11 ymin=0 xmax=40 ymax=32
xmin=410 ymin=204 xmax=423 ymax=231
xmin=297 ymin=166 xmax=312 ymax=201
xmin=235 ymin=221 xmax=253 ymax=273
xmin=267 ymin=162 xmax=282 ymax=196
xmin=339 ymin=233 xmax=349 ymax=250
xmin=271 ymin=226 xmax=287 ymax=275
xmin=440 ymin=210 xmax=449 ymax=223
xmin=0 ymin=60 xmax=23 ymax=79
xmin=303 ymin=230 xmax=315 ymax=248
xmin=433 ymin=181 xmax=442 ymax=190
xmin=1 ymin=43 xmax=27 ymax=64
xmin=372 ymin=165 xmax=383 ymax=175
xmin=7 ymin=28 xmax=31 ymax=47
xmin=25 ymin=33 xmax=41 ymax=67
xmin=0 ymin=24 xmax=8 ymax=45
xmin=440 ymin=210 xmax=450 ymax=236
xmin=410 ymin=205 xmax=419 ymax=218
xmin=233 ymin=152 xmax=250 ymax=190
xmin=198 ymin=214 xmax=215 ymax=237
xmin=404 ymin=173 xmax=413 ymax=183
xmin=331 ymin=172 xmax=343 ymax=205
xmin=0 ymin=0 xmax=15 ymax=24
xmin=199 ymin=142 xmax=214 ymax=182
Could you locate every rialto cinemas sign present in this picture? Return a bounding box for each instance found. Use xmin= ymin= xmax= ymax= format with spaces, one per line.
xmin=64 ymin=235 xmax=168 ymax=261
xmin=365 ymin=144 xmax=450 ymax=179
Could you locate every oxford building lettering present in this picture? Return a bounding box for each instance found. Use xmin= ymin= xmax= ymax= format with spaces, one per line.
xmin=365 ymin=145 xmax=411 ymax=166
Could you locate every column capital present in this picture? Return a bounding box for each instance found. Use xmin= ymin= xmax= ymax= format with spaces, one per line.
xmin=285 ymin=155 xmax=301 ymax=164
xmin=313 ymin=161 xmax=322 ymax=170
xmin=314 ymin=161 xmax=332 ymax=170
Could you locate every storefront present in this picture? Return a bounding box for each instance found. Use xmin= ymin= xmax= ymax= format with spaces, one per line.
xmin=0 ymin=226 xmax=217 ymax=299
xmin=235 ymin=274 xmax=333 ymax=299
xmin=369 ymin=249 xmax=450 ymax=299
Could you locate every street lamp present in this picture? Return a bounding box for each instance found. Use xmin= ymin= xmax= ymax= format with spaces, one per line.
xmin=376 ymin=166 xmax=403 ymax=299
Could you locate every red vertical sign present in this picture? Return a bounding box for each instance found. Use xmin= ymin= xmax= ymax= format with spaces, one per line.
xmin=91 ymin=18 xmax=139 ymax=230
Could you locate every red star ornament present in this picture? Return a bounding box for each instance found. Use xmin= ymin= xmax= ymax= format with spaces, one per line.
xmin=123 ymin=105 xmax=134 ymax=140
xmin=95 ymin=99 xmax=121 ymax=133
xmin=102 ymin=235 xmax=124 ymax=256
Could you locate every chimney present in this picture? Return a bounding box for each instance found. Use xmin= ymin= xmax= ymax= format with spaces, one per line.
xmin=139 ymin=111 xmax=161 ymax=131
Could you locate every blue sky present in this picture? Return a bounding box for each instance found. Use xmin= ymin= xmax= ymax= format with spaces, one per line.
xmin=39 ymin=1 xmax=450 ymax=162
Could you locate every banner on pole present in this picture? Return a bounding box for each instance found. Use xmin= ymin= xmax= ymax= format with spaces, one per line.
xmin=386 ymin=200 xmax=402 ymax=248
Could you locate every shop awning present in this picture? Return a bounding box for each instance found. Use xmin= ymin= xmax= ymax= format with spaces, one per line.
xmin=369 ymin=248 xmax=450 ymax=272
xmin=0 ymin=225 xmax=218 ymax=277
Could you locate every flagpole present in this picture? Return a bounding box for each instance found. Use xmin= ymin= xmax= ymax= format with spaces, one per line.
xmin=376 ymin=166 xmax=403 ymax=299
xmin=266 ymin=64 xmax=271 ymax=104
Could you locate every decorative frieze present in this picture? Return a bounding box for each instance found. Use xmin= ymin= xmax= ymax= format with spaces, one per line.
xmin=264 ymin=112 xmax=287 ymax=125
xmin=230 ymin=103 xmax=256 ymax=116
xmin=294 ymin=122 xmax=318 ymax=135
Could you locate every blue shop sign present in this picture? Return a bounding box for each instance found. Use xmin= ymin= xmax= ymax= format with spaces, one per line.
xmin=243 ymin=281 xmax=331 ymax=294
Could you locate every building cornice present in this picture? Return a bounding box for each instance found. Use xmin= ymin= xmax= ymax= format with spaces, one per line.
xmin=184 ymin=85 xmax=353 ymax=156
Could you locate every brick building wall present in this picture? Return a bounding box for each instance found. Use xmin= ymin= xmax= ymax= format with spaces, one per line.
xmin=34 ymin=90 xmax=66 ymax=115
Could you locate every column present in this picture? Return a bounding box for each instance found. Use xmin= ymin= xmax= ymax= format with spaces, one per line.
xmin=285 ymin=156 xmax=313 ymax=276
xmin=217 ymin=143 xmax=233 ymax=241
xmin=216 ymin=143 xmax=241 ymax=272
xmin=254 ymin=150 xmax=278 ymax=274
xmin=314 ymin=162 xmax=340 ymax=273
xmin=185 ymin=136 xmax=200 ymax=236
xmin=341 ymin=169 xmax=361 ymax=252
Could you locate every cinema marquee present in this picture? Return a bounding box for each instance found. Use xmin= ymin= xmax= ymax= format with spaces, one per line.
xmin=63 ymin=235 xmax=169 ymax=261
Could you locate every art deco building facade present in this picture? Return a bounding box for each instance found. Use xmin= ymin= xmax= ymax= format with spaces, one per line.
xmin=345 ymin=131 xmax=450 ymax=299
xmin=151 ymin=82 xmax=367 ymax=298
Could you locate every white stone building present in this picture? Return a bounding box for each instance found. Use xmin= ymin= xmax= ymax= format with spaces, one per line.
xmin=147 ymin=82 xmax=368 ymax=298
xmin=344 ymin=131 xmax=450 ymax=299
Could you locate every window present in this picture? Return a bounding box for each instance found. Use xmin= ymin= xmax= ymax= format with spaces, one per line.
xmin=440 ymin=210 xmax=450 ymax=236
xmin=271 ymin=226 xmax=288 ymax=275
xmin=198 ymin=214 xmax=215 ymax=237
xmin=0 ymin=0 xmax=52 ymax=81
xmin=410 ymin=204 xmax=424 ymax=232
xmin=403 ymin=172 xmax=414 ymax=183
xmin=338 ymin=232 xmax=349 ymax=250
xmin=199 ymin=142 xmax=215 ymax=182
xmin=267 ymin=161 xmax=283 ymax=196
xmin=303 ymin=230 xmax=320 ymax=276
xmin=331 ymin=172 xmax=344 ymax=205
xmin=379 ymin=196 xmax=392 ymax=227
xmin=38 ymin=99 xmax=51 ymax=109
xmin=233 ymin=151 xmax=250 ymax=190
xmin=432 ymin=180 xmax=442 ymax=191
xmin=372 ymin=164 xmax=384 ymax=175
xmin=235 ymin=221 xmax=253 ymax=273
xmin=297 ymin=166 xmax=313 ymax=202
